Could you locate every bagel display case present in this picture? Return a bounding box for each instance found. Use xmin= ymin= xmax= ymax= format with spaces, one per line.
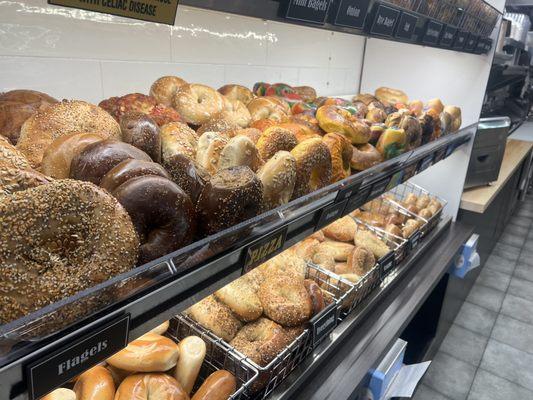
xmin=0 ymin=0 xmax=502 ymax=399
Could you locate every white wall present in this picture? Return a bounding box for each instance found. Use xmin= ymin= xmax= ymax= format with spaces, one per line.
xmin=0 ymin=1 xmax=365 ymax=103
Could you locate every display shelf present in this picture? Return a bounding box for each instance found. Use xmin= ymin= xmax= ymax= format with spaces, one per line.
xmin=268 ymin=218 xmax=474 ymax=400
xmin=0 ymin=126 xmax=474 ymax=399
xmin=179 ymin=0 xmax=496 ymax=55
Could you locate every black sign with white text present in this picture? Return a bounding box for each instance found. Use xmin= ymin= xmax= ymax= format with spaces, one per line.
xmin=370 ymin=176 xmax=392 ymax=198
xmin=453 ymin=30 xmax=468 ymax=49
xmin=334 ymin=0 xmax=370 ymax=29
xmin=28 ymin=314 xmax=130 ymax=400
xmin=440 ymin=25 xmax=457 ymax=47
xmin=422 ymin=19 xmax=443 ymax=44
xmin=379 ymin=251 xmax=396 ymax=277
xmin=343 ymin=185 xmax=371 ymax=215
xmin=316 ymin=199 xmax=349 ymax=231
xmin=242 ymin=227 xmax=288 ymax=274
xmin=395 ymin=11 xmax=418 ymax=40
xmin=409 ymin=230 xmax=422 ymax=251
xmin=310 ymin=302 xmax=338 ymax=345
xmin=369 ymin=4 xmax=400 ymax=37
xmin=286 ymin=0 xmax=331 ymax=24
xmin=465 ymin=34 xmax=478 ymax=51
xmin=336 ymin=180 xmax=363 ymax=203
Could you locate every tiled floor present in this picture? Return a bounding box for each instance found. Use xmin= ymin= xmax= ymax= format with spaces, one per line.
xmin=413 ymin=197 xmax=533 ymax=400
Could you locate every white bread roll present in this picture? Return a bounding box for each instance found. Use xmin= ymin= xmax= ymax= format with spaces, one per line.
xmin=41 ymin=388 xmax=77 ymax=400
xmin=149 ymin=320 xmax=170 ymax=335
xmin=175 ymin=336 xmax=207 ymax=394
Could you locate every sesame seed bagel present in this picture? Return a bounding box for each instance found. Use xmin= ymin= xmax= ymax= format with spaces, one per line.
xmin=257 ymin=150 xmax=297 ymax=210
xmin=0 ymin=179 xmax=139 ymax=324
xmin=17 ymin=100 xmax=121 ymax=169
xmin=256 ymin=126 xmax=298 ymax=161
xmin=290 ymin=138 xmax=332 ymax=199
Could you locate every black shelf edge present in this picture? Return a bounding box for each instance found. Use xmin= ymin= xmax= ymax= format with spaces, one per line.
xmin=269 ymin=218 xmax=474 ymax=400
xmin=0 ymin=126 xmax=475 ymax=399
xmin=179 ymin=0 xmax=497 ymax=55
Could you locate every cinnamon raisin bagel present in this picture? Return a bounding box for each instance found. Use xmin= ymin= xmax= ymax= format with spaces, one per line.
xmin=149 ymin=76 xmax=187 ymax=107
xmin=173 ymin=84 xmax=225 ymax=126
xmin=259 ymin=275 xmax=312 ymax=326
xmin=196 ymin=166 xmax=263 ymax=236
xmin=17 ymin=100 xmax=121 ymax=168
xmin=257 ymin=150 xmax=297 ymax=210
xmin=290 ymin=138 xmax=332 ymax=199
xmin=0 ymin=180 xmax=139 ymax=324
xmin=113 ymin=175 xmax=196 ymax=264
xmin=230 ymin=317 xmax=291 ymax=366
xmin=323 ymin=132 xmax=352 ymax=182
xmin=256 ymin=126 xmax=298 ymax=160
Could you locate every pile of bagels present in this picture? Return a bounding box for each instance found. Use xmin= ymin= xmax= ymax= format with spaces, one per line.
xmin=41 ymin=321 xmax=237 ymax=400
xmin=0 ymin=79 xmax=460 ymax=328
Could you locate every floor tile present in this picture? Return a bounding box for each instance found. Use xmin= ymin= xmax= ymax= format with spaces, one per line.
xmin=480 ymin=339 xmax=533 ymax=391
xmin=484 ymin=254 xmax=516 ymax=274
xmin=508 ymin=215 xmax=531 ymax=228
xmin=490 ymin=243 xmax=521 ymax=262
xmin=498 ymin=232 xmax=526 ymax=249
xmin=492 ymin=314 xmax=533 ymax=355
xmin=517 ymin=250 xmax=533 ymax=267
xmin=522 ymin=239 xmax=533 ymax=253
xmin=423 ymin=352 xmax=476 ymax=400
xmin=508 ymin=277 xmax=533 ymax=302
xmin=413 ymin=384 xmax=451 ymax=400
xmin=454 ymin=301 xmax=497 ymax=337
xmin=501 ymin=293 xmax=533 ymax=325
xmin=515 ymin=207 xmax=533 ymax=218
xmin=476 ymin=268 xmax=512 ymax=291
xmin=467 ymin=369 xmax=533 ymax=400
xmin=513 ymin=262 xmax=533 ymax=282
xmin=440 ymin=324 xmax=488 ymax=366
xmin=503 ymin=223 xmax=529 ymax=237
xmin=466 ymin=284 xmax=505 ymax=312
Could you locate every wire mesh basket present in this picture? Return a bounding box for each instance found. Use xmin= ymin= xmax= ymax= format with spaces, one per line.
xmin=168 ymin=316 xmax=258 ymax=400
xmin=385 ymin=182 xmax=447 ymax=236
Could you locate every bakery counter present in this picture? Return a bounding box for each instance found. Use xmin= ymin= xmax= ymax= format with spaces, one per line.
xmin=268 ymin=218 xmax=473 ymax=400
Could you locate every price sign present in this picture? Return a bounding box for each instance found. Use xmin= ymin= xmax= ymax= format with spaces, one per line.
xmin=379 ymin=251 xmax=396 ymax=277
xmin=28 ymin=314 xmax=130 ymax=400
xmin=453 ymin=30 xmax=468 ymax=49
xmin=242 ymin=227 xmax=288 ymax=274
xmin=369 ymin=4 xmax=400 ymax=37
xmin=440 ymin=25 xmax=457 ymax=47
xmin=395 ymin=11 xmax=418 ymax=41
xmin=333 ymin=0 xmax=370 ymax=29
xmin=343 ymin=185 xmax=372 ymax=215
xmin=48 ymin=0 xmax=179 ymax=25
xmin=421 ymin=19 xmax=443 ymax=44
xmin=465 ymin=34 xmax=478 ymax=51
xmin=336 ymin=180 xmax=363 ymax=203
xmin=310 ymin=302 xmax=338 ymax=346
xmin=408 ymin=230 xmax=422 ymax=251
xmin=285 ymin=0 xmax=331 ymax=24
xmin=316 ymin=199 xmax=349 ymax=231
xmin=369 ymin=176 xmax=392 ymax=198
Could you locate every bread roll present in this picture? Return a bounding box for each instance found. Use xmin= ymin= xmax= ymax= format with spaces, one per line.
xmin=150 ymin=320 xmax=170 ymax=335
xmin=115 ymin=373 xmax=188 ymax=400
xmin=73 ymin=365 xmax=115 ymax=400
xmin=175 ymin=336 xmax=206 ymax=394
xmin=106 ymin=333 xmax=180 ymax=372
xmin=191 ymin=370 xmax=236 ymax=400
xmin=354 ymin=230 xmax=390 ymax=259
xmin=41 ymin=388 xmax=76 ymax=400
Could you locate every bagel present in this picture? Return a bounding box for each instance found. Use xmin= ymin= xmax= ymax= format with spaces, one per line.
xmin=290 ymin=138 xmax=332 ymax=199
xmin=366 ymin=108 xmax=387 ymax=123
xmin=323 ymin=132 xmax=352 ymax=182
xmin=218 ymin=84 xmax=254 ymax=105
xmin=215 ymin=275 xmax=263 ymax=322
xmin=316 ymin=105 xmax=370 ymax=144
xmin=258 ymin=252 xmax=306 ymax=281
xmin=70 ymin=139 xmax=152 ymax=185
xmin=352 ymin=93 xmax=378 ymax=106
xmin=0 ymin=180 xmax=139 ymax=324
xmin=160 ymin=121 xmax=199 ymax=161
xmin=115 ymin=373 xmax=188 ymax=400
xmin=149 ymin=76 xmax=187 ymax=107
xmin=217 ymin=135 xmax=262 ymax=172
xmin=351 ymin=143 xmax=383 ymax=171
xmin=17 ymin=100 xmax=121 ymax=168
xmin=256 ymin=126 xmax=298 ymax=160
xmin=196 ymin=131 xmax=228 ymax=175
xmin=259 ymin=275 xmax=312 ymax=326
xmin=303 ymin=279 xmax=325 ymax=316
xmin=247 ymin=97 xmax=289 ymax=122
xmin=276 ymin=121 xmax=322 ymax=143
xmin=0 ymin=165 xmax=50 ymax=196
xmin=409 ymin=100 xmax=424 ymax=116
xmin=292 ymin=86 xmax=317 ymax=102
xmin=322 ymin=215 xmax=357 ymax=242
xmin=73 ymin=365 xmax=115 ymax=400
xmin=113 ymin=175 xmax=196 ymax=264
xmin=374 ymin=87 xmax=408 ymax=105
xmin=290 ymin=237 xmax=320 ymax=261
xmin=444 ymin=105 xmax=462 ymax=132
xmin=312 ymin=250 xmax=335 ymax=271
xmin=314 ymin=241 xmax=354 ymax=262
xmin=187 ymin=295 xmax=243 ymax=342
xmin=41 ymin=388 xmax=76 ymax=400
xmin=196 ymin=166 xmax=263 ymax=236
xmin=257 ymin=150 xmax=297 ymax=210
xmin=196 ymin=116 xmax=240 ymax=136
xmin=218 ymin=97 xmax=252 ymax=127
xmin=41 ymin=132 xmax=105 ymax=178
xmin=342 ymin=246 xmax=375 ymax=276
xmin=399 ymin=115 xmax=422 ymax=150
xmin=229 ymin=317 xmax=291 ymax=366
xmin=427 ymin=98 xmax=444 ymax=114
xmin=191 ymin=370 xmax=236 ymax=400
xmin=376 ymin=127 xmax=407 ymax=160
xmin=100 ymin=158 xmax=171 ymax=193
xmin=119 ymin=112 xmax=162 ymax=162
xmin=225 ymin=127 xmax=262 ymax=144
xmin=0 ymin=89 xmax=57 ymax=145
xmin=173 ymin=83 xmax=225 ymax=125
xmin=0 ymin=135 xmax=32 ymax=170
xmin=162 ymin=154 xmax=209 ymax=204
xmin=107 ymin=332 xmax=180 ymax=372
xmin=354 ymin=230 xmax=390 ymax=259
